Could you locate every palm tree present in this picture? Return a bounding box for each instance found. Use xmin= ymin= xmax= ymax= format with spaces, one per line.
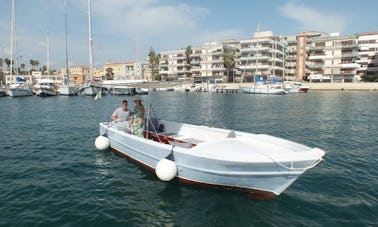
xmin=35 ymin=60 xmax=40 ymax=70
xmin=30 ymin=59 xmax=35 ymax=70
xmin=223 ymin=48 xmax=235 ymax=82
xmin=185 ymin=45 xmax=193 ymax=80
xmin=42 ymin=65 xmax=47 ymax=75
xmin=20 ymin=63 xmax=25 ymax=74
xmin=5 ymin=58 xmax=11 ymax=71
xmin=148 ymin=47 xmax=161 ymax=80
xmin=105 ymin=67 xmax=114 ymax=80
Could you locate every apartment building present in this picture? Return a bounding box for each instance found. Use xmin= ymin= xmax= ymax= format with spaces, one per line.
xmin=104 ymin=61 xmax=142 ymax=80
xmin=159 ymin=49 xmax=191 ymax=81
xmin=67 ymin=66 xmax=89 ymax=85
xmin=284 ymin=32 xmax=327 ymax=81
xmin=240 ymin=31 xmax=285 ymax=82
xmin=307 ymin=33 xmax=360 ymax=82
xmin=159 ymin=40 xmax=239 ymax=83
xmin=356 ymin=31 xmax=378 ymax=80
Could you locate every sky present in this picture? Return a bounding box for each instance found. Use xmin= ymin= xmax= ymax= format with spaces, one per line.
xmin=0 ymin=0 xmax=377 ymax=71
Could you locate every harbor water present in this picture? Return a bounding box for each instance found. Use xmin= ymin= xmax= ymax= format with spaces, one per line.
xmin=0 ymin=91 xmax=377 ymax=226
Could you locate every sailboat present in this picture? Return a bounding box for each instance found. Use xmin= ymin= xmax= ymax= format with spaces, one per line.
xmin=7 ymin=0 xmax=33 ymax=97
xmin=35 ymin=33 xmax=58 ymax=97
xmin=96 ymin=82 xmax=325 ymax=199
xmin=80 ymin=0 xmax=104 ymax=96
xmin=58 ymin=0 xmax=78 ymax=96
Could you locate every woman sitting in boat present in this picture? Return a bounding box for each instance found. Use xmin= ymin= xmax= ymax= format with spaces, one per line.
xmin=129 ymin=97 xmax=145 ymax=137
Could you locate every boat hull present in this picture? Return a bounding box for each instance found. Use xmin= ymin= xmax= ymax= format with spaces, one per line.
xmin=240 ymin=86 xmax=287 ymax=95
xmin=81 ymin=85 xmax=106 ymax=96
xmin=36 ymin=88 xmax=58 ymax=97
xmin=58 ymin=85 xmax=78 ymax=96
xmin=7 ymin=88 xmax=33 ymax=97
xmin=99 ymin=121 xmax=324 ymax=199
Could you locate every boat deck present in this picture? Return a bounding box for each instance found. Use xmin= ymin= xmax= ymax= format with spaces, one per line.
xmin=146 ymin=131 xmax=202 ymax=148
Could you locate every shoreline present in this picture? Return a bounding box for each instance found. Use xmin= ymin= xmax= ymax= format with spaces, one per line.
xmin=300 ymin=82 xmax=378 ymax=91
xmin=216 ymin=82 xmax=378 ymax=91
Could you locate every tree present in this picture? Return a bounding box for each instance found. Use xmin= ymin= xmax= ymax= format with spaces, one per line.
xmin=5 ymin=58 xmax=11 ymax=70
xmin=20 ymin=63 xmax=25 ymax=74
xmin=223 ymin=48 xmax=235 ymax=82
xmin=42 ymin=65 xmax=47 ymax=75
xmin=185 ymin=45 xmax=193 ymax=80
xmin=29 ymin=59 xmax=40 ymax=70
xmin=148 ymin=47 xmax=161 ymax=81
xmin=105 ymin=67 xmax=114 ymax=80
xmin=361 ymin=73 xmax=378 ymax=82
xmin=185 ymin=45 xmax=192 ymax=64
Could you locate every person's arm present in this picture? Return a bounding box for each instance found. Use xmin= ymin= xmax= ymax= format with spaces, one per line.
xmin=111 ymin=108 xmax=118 ymax=121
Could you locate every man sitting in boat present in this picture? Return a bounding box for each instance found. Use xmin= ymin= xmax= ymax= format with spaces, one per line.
xmin=129 ymin=97 xmax=145 ymax=137
xmin=111 ymin=100 xmax=132 ymax=131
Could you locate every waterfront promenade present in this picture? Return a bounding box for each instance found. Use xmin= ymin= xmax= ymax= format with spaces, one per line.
xmin=220 ymin=82 xmax=378 ymax=91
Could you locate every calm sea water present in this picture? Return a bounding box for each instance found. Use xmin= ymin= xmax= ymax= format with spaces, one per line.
xmin=0 ymin=91 xmax=377 ymax=226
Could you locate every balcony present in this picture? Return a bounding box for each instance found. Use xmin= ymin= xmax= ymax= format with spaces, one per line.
xmin=341 ymin=53 xmax=359 ymax=58
xmin=307 ymin=64 xmax=323 ymax=69
xmin=308 ymin=46 xmax=324 ymax=51
xmin=340 ymin=63 xmax=360 ymax=68
xmin=342 ymin=44 xmax=358 ymax=49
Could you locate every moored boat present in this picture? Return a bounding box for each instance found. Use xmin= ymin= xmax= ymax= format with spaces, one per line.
xmin=35 ymin=78 xmax=58 ymax=97
xmin=284 ymin=81 xmax=310 ymax=93
xmin=240 ymin=83 xmax=287 ymax=95
xmin=58 ymin=84 xmax=79 ymax=96
xmin=7 ymin=77 xmax=33 ymax=97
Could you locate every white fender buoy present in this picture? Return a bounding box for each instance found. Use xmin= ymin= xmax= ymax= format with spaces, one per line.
xmin=95 ymin=135 xmax=110 ymax=150
xmin=155 ymin=158 xmax=177 ymax=181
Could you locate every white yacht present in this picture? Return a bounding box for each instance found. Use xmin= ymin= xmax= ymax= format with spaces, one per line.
xmin=35 ymin=79 xmax=58 ymax=97
xmin=7 ymin=77 xmax=33 ymax=97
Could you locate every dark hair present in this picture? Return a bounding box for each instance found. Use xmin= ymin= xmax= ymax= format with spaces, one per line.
xmin=122 ymin=100 xmax=128 ymax=104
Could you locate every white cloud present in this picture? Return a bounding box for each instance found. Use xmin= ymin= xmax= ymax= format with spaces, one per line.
xmin=280 ymin=1 xmax=347 ymax=34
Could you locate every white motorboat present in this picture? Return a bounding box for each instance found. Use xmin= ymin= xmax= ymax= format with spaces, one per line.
xmin=35 ymin=78 xmax=58 ymax=97
xmin=284 ymin=81 xmax=310 ymax=93
xmin=240 ymin=83 xmax=287 ymax=95
xmin=7 ymin=77 xmax=33 ymax=97
xmin=97 ymin=118 xmax=324 ymax=199
xmin=96 ymin=83 xmax=325 ymax=199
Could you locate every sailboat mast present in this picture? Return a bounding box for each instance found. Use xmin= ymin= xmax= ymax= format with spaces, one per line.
xmin=64 ymin=0 xmax=69 ymax=84
xmin=136 ymin=12 xmax=140 ymax=62
xmin=46 ymin=33 xmax=50 ymax=74
xmin=88 ymin=0 xmax=93 ymax=81
xmin=10 ymin=0 xmax=15 ymax=78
